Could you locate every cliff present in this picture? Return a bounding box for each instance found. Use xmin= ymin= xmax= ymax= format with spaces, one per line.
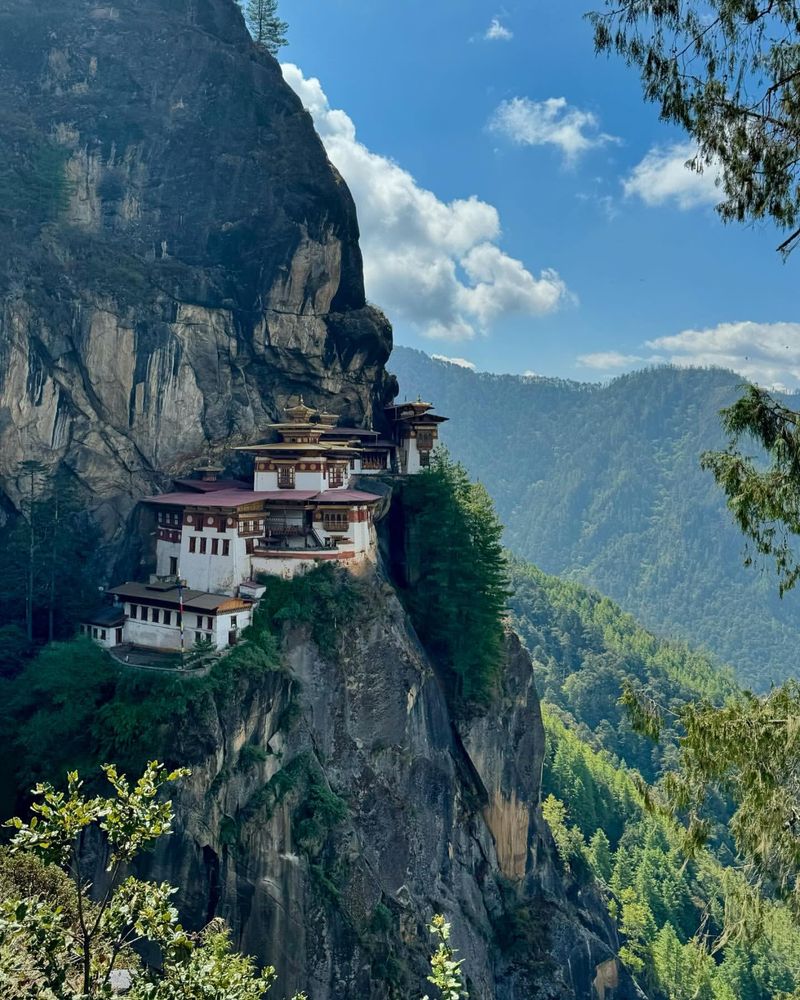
xmin=0 ymin=0 xmax=393 ymax=550
xmin=139 ymin=570 xmax=640 ymax=999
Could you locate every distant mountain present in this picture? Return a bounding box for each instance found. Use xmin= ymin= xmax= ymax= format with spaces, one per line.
xmin=390 ymin=345 xmax=800 ymax=689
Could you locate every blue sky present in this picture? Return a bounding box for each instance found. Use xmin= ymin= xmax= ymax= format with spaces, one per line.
xmin=277 ymin=0 xmax=800 ymax=388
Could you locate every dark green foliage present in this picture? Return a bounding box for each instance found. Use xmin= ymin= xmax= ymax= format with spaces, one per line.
xmin=509 ymin=559 xmax=733 ymax=782
xmin=239 ymin=0 xmax=287 ymax=54
xmin=702 ymin=384 xmax=800 ymax=595
xmin=253 ymin=563 xmax=372 ymax=652
xmin=292 ymin=766 xmax=349 ymax=856
xmin=0 ymin=467 xmax=103 ymax=649
xmin=542 ymin=711 xmax=800 ymax=999
xmin=401 ymin=450 xmax=509 ymax=708
xmin=237 ymin=744 xmax=269 ymax=770
xmin=588 ymin=0 xmax=800 ymax=255
xmin=0 ymin=112 xmax=69 ymax=231
xmin=1 ymin=627 xmax=282 ymax=797
xmin=391 ymin=347 xmax=800 ymax=689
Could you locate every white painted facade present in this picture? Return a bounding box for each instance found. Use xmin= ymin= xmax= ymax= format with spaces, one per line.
xmin=178 ymin=526 xmax=249 ymax=594
xmin=80 ymin=623 xmax=123 ymax=648
xmin=155 ymin=540 xmax=182 ymax=579
xmin=115 ymin=601 xmax=252 ymax=652
xmin=399 ymin=436 xmax=423 ymax=475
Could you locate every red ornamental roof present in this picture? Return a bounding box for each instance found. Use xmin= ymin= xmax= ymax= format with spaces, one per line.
xmin=143 ymin=490 xmax=289 ymax=508
xmin=143 ymin=488 xmax=382 ymax=508
xmin=316 ymin=489 xmax=382 ymax=503
xmin=257 ymin=489 xmax=382 ymax=504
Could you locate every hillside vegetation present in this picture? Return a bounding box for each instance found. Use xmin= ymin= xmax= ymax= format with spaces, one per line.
xmin=390 ymin=346 xmax=800 ymax=688
xmin=509 ymin=559 xmax=735 ymax=783
xmin=508 ymin=559 xmax=800 ymax=998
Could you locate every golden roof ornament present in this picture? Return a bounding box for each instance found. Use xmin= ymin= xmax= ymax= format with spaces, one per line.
xmin=283 ymin=396 xmax=317 ymax=422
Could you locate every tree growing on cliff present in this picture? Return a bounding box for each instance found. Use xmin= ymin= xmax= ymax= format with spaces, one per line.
xmin=402 ymin=450 xmax=509 ymax=707
xmin=240 ymin=0 xmax=288 ymax=55
xmin=588 ymin=0 xmax=800 ymax=256
xmin=0 ymin=761 xmax=276 ymax=999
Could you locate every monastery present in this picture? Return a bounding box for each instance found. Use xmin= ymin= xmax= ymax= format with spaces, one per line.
xmin=81 ymin=399 xmax=446 ymax=656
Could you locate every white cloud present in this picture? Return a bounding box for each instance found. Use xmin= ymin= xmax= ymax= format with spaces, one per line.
xmin=647 ymin=321 xmax=800 ymax=389
xmin=489 ymin=97 xmax=618 ymax=164
xmin=623 ymin=142 xmax=720 ymax=210
xmin=282 ymin=64 xmax=569 ymax=341
xmin=432 ymin=355 xmax=478 ymax=370
xmin=577 ymin=351 xmax=649 ymax=370
xmin=485 ymin=17 xmax=513 ymax=40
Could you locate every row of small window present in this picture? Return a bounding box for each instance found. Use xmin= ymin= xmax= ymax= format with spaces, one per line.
xmin=275 ymin=467 xmax=345 ymax=488
xmin=157 ymin=511 xmax=181 ymax=525
xmin=188 ymin=536 xmax=231 ymax=555
xmin=129 ymin=604 xmax=180 ymax=625
xmin=81 ymin=624 xmax=114 ymax=641
xmin=127 ymin=605 xmax=230 ymax=632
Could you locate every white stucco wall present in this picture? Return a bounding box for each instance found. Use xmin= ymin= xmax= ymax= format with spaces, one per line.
xmin=123 ymin=607 xmax=251 ymax=652
xmin=294 ymin=469 xmax=326 ymax=491
xmin=180 ymin=529 xmax=248 ymax=594
xmin=124 ymin=618 xmax=184 ymax=651
xmin=155 ymin=540 xmax=182 ymax=578
xmin=82 ymin=623 xmax=122 ymax=648
xmin=254 ymin=469 xmax=278 ymax=490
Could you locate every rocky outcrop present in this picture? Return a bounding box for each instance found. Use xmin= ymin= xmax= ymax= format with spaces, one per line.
xmin=141 ymin=571 xmax=640 ymax=999
xmin=0 ymin=0 xmax=394 ymax=553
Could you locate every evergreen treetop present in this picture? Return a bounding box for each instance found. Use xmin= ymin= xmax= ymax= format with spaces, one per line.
xmin=240 ymin=0 xmax=288 ymax=55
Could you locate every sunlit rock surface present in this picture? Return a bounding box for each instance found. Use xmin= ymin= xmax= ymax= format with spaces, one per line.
xmin=0 ymin=0 xmax=393 ymax=551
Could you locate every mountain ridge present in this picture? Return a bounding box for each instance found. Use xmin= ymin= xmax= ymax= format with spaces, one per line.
xmin=390 ymin=345 xmax=800 ymax=688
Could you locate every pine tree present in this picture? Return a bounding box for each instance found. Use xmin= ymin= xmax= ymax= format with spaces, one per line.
xmin=241 ymin=0 xmax=288 ymax=55
xmin=588 ymin=828 xmax=613 ymax=884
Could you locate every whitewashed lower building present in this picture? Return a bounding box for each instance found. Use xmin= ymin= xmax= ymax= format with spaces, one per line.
xmin=81 ymin=581 xmax=254 ymax=652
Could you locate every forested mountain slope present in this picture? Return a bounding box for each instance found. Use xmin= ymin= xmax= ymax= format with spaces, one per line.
xmin=391 ymin=346 xmax=800 ymax=688
xmin=508 ymin=559 xmax=735 ymax=783
xmin=508 ymin=560 xmax=800 ymax=999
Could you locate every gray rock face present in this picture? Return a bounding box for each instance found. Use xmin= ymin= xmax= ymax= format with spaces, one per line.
xmin=0 ymin=0 xmax=393 ymax=551
xmin=142 ymin=572 xmax=640 ymax=999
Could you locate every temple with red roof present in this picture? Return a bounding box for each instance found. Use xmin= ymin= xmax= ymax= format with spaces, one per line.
xmin=82 ymin=395 xmax=446 ymax=654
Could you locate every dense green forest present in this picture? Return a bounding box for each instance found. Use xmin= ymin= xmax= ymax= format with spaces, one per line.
xmin=507 ymin=559 xmax=800 ymax=997
xmin=542 ymin=712 xmax=800 ymax=1000
xmin=508 ymin=559 xmax=735 ymax=783
xmin=390 ymin=346 xmax=800 ymax=689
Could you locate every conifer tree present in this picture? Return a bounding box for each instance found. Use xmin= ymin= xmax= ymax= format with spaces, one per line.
xmin=240 ymin=0 xmax=288 ymax=55
xmin=588 ymin=828 xmax=613 ymax=884
xmin=402 ymin=450 xmax=509 ymax=707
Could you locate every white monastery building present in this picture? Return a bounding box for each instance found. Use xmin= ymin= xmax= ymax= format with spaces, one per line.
xmin=82 ymin=398 xmax=447 ymax=655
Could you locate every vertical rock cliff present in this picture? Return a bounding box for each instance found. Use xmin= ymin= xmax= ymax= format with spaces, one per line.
xmin=0 ymin=0 xmax=393 ymax=546
xmin=142 ymin=571 xmax=640 ymax=999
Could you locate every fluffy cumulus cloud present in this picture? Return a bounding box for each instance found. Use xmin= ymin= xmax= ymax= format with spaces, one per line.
xmin=489 ymin=97 xmax=618 ymax=164
xmin=647 ymin=321 xmax=800 ymax=389
xmin=484 ymin=17 xmax=513 ymax=41
xmin=577 ymin=351 xmax=651 ymax=370
xmin=431 ymin=355 xmax=478 ymax=370
xmin=623 ymin=142 xmax=720 ymax=210
xmin=282 ymin=64 xmax=568 ymax=341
